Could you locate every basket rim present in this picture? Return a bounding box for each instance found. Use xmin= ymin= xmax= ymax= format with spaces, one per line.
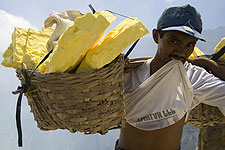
xmin=20 ymin=54 xmax=124 ymax=77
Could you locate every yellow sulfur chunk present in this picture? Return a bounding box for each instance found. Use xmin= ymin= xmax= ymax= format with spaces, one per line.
xmin=1 ymin=43 xmax=13 ymax=67
xmin=22 ymin=27 xmax=54 ymax=72
xmin=1 ymin=27 xmax=28 ymax=69
xmin=214 ymin=37 xmax=225 ymax=60
xmin=45 ymin=11 xmax=116 ymax=73
xmin=1 ymin=27 xmax=54 ymax=72
xmin=189 ymin=47 xmax=205 ymax=59
xmin=76 ymin=18 xmax=149 ymax=73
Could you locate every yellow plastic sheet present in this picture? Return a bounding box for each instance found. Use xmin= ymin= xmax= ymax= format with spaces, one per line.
xmin=76 ymin=17 xmax=149 ymax=73
xmin=45 ymin=11 xmax=116 ymax=73
xmin=214 ymin=37 xmax=225 ymax=60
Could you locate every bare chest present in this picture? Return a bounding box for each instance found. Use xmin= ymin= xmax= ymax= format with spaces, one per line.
xmin=118 ymin=116 xmax=186 ymax=150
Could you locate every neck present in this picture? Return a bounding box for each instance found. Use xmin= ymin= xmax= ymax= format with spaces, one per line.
xmin=150 ymin=54 xmax=169 ymax=75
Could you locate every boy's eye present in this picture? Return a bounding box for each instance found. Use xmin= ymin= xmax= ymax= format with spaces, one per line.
xmin=187 ymin=43 xmax=195 ymax=48
xmin=172 ymin=40 xmax=177 ymax=44
xmin=169 ymin=39 xmax=179 ymax=45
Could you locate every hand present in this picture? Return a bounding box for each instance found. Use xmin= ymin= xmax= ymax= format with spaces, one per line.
xmin=124 ymin=57 xmax=130 ymax=66
xmin=124 ymin=57 xmax=132 ymax=73
xmin=187 ymin=57 xmax=215 ymax=72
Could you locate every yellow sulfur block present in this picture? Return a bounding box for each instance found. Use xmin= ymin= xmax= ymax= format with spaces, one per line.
xmin=45 ymin=11 xmax=116 ymax=73
xmin=76 ymin=17 xmax=149 ymax=73
xmin=1 ymin=27 xmax=54 ymax=72
xmin=1 ymin=43 xmax=13 ymax=68
xmin=1 ymin=27 xmax=28 ymax=69
xmin=22 ymin=27 xmax=54 ymax=72
xmin=189 ymin=47 xmax=204 ymax=59
xmin=214 ymin=37 xmax=225 ymax=60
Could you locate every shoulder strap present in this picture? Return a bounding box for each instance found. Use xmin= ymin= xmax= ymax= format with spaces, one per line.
xmin=124 ymin=39 xmax=140 ymax=59
xmin=211 ymin=46 xmax=225 ymax=61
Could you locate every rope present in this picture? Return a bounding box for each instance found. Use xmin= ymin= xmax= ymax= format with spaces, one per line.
xmin=16 ymin=49 xmax=53 ymax=147
xmin=105 ymin=10 xmax=134 ymax=20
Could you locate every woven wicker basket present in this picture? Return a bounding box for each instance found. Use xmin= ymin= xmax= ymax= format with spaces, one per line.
xmin=125 ymin=57 xmax=225 ymax=127
xmin=16 ymin=54 xmax=126 ymax=134
xmin=185 ymin=104 xmax=225 ymax=127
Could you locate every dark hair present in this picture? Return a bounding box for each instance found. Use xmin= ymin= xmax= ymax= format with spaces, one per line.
xmin=158 ymin=30 xmax=166 ymax=39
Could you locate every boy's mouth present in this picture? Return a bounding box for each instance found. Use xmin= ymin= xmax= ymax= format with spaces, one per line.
xmin=169 ymin=55 xmax=185 ymax=61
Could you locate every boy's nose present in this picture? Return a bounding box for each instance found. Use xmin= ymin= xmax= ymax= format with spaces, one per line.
xmin=174 ymin=47 xmax=186 ymax=57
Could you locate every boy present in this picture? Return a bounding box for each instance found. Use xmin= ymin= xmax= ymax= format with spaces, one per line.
xmin=116 ymin=4 xmax=225 ymax=150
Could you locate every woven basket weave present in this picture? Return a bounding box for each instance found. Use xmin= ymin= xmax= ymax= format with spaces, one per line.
xmin=185 ymin=104 xmax=225 ymax=127
xmin=125 ymin=57 xmax=225 ymax=127
xmin=16 ymin=54 xmax=126 ymax=134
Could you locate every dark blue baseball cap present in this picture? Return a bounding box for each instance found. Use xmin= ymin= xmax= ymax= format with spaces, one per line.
xmin=157 ymin=4 xmax=206 ymax=42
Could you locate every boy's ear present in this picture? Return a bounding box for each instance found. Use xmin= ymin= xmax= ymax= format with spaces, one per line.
xmin=152 ymin=29 xmax=159 ymax=44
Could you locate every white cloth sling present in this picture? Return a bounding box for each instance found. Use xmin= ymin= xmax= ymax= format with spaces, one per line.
xmin=124 ymin=59 xmax=194 ymax=130
xmin=124 ymin=58 xmax=225 ymax=131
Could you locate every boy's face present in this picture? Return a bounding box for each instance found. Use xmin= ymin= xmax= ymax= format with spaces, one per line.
xmin=153 ymin=29 xmax=198 ymax=64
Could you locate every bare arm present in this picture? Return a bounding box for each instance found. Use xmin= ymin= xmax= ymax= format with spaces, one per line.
xmin=188 ymin=57 xmax=225 ymax=81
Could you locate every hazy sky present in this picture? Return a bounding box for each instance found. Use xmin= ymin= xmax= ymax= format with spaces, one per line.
xmin=0 ymin=0 xmax=224 ymax=149
xmin=1 ymin=0 xmax=225 ymax=51
xmin=1 ymin=0 xmax=225 ymax=30
xmin=1 ymin=0 xmax=225 ymax=52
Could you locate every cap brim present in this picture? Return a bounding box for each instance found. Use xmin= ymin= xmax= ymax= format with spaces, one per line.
xmin=161 ymin=26 xmax=206 ymax=42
